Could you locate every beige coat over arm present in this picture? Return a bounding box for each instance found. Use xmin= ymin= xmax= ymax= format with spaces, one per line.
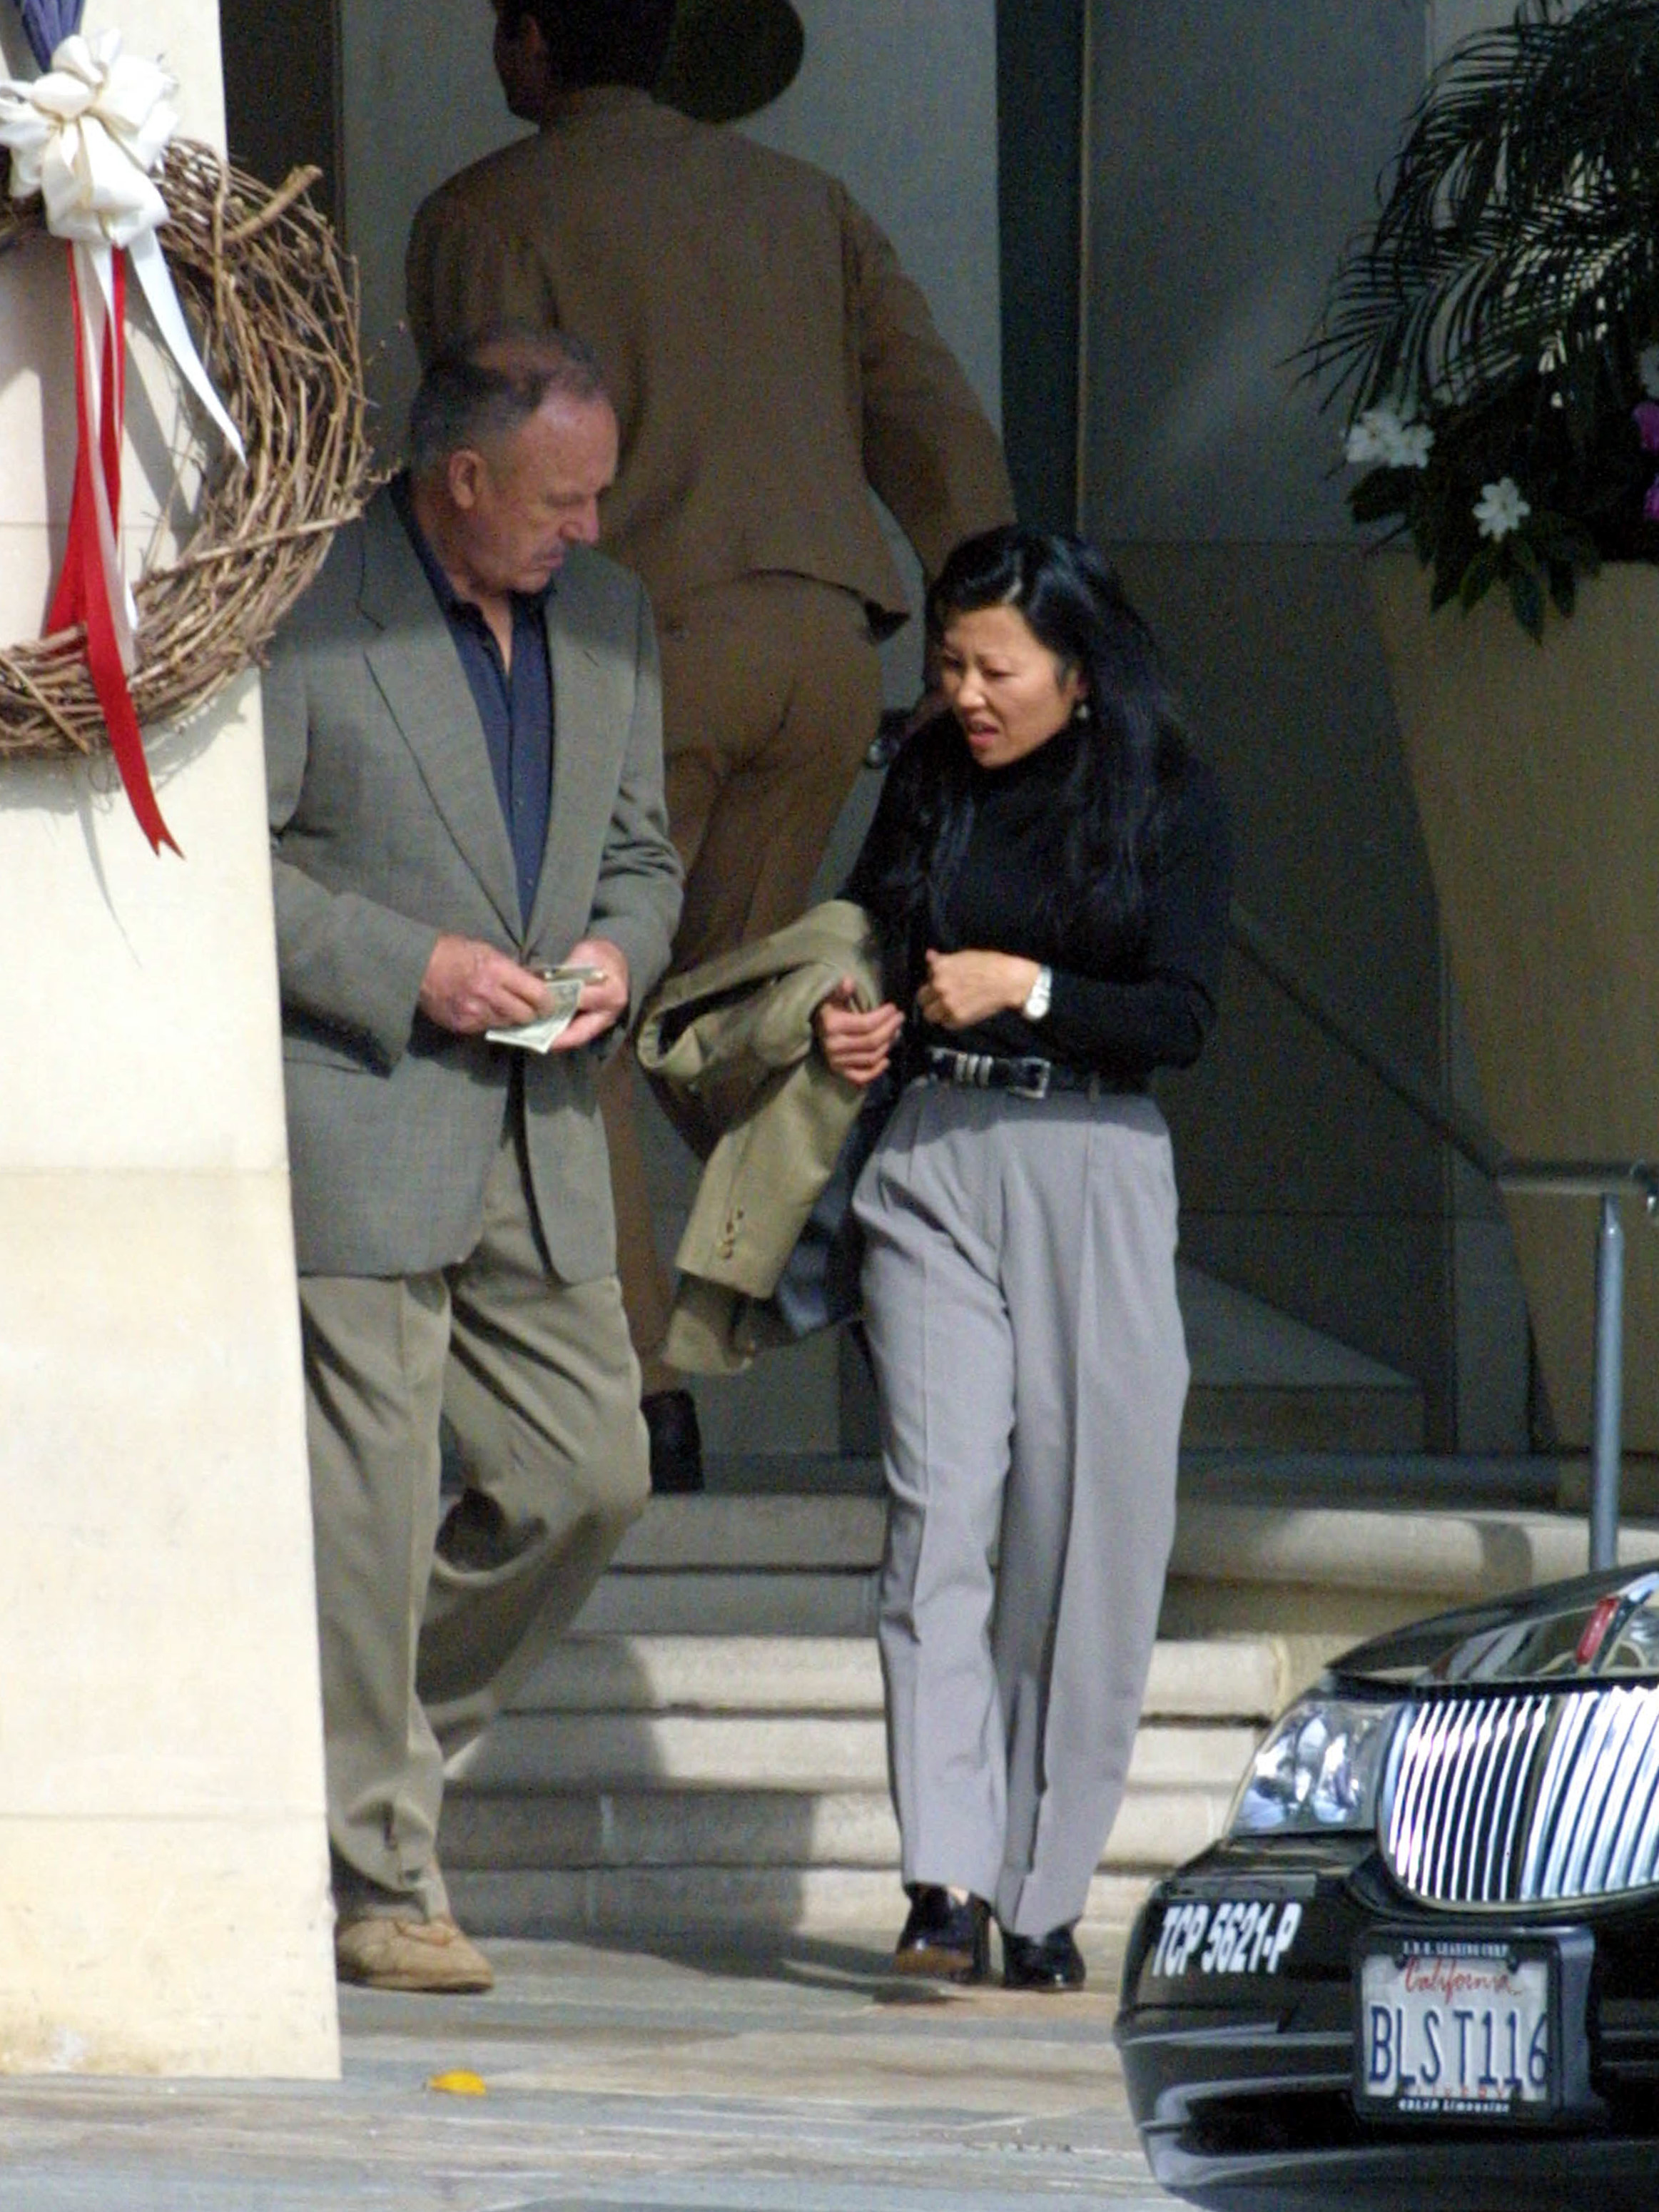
xmin=636 ymin=899 xmax=884 ymax=1372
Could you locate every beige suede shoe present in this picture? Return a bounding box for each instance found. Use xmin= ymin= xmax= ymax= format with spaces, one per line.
xmin=334 ymin=1912 xmax=494 ymax=1994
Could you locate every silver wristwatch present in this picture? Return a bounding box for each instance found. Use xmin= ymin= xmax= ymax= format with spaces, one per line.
xmin=1022 ymin=964 xmax=1053 ymax=1022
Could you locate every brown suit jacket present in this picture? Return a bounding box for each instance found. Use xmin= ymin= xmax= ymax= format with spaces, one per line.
xmin=405 ymin=88 xmax=1014 ymax=629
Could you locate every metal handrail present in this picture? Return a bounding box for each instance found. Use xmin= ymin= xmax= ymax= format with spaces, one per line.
xmin=1228 ymin=899 xmax=1657 ymax=1568
xmin=1227 ymin=900 xmax=1505 ymax=1178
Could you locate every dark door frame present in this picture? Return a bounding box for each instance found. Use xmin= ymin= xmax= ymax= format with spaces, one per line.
xmin=220 ymin=0 xmax=344 ymax=228
xmin=995 ymin=0 xmax=1085 ymax=531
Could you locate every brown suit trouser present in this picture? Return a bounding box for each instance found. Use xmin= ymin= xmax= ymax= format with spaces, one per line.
xmin=601 ymin=572 xmax=883 ymax=1394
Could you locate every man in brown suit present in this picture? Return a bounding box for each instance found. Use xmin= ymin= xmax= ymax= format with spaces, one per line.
xmin=407 ymin=0 xmax=1014 ymax=1487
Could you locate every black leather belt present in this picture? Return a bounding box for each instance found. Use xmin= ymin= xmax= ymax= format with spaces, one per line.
xmin=921 ymin=1046 xmax=1140 ymax=1101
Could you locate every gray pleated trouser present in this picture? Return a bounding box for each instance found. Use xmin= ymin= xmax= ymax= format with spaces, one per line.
xmin=300 ymin=1107 xmax=649 ymax=1922
xmin=853 ymin=1079 xmax=1187 ymax=1938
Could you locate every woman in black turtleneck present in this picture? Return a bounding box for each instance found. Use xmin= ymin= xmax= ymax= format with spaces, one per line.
xmin=816 ymin=527 xmax=1233 ymax=1992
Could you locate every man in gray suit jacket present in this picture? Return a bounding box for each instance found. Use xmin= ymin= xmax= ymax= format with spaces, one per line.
xmin=264 ymin=333 xmax=682 ymax=1993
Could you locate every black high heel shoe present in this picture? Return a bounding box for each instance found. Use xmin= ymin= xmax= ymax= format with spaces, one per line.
xmin=890 ymin=1884 xmax=991 ymax=1982
xmin=1000 ymin=1923 xmax=1087 ymax=1991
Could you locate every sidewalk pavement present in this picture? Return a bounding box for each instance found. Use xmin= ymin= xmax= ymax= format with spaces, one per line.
xmin=0 ymin=1926 xmax=1181 ymax=2210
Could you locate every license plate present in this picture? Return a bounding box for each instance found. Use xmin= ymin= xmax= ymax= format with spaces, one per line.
xmin=1355 ymin=1938 xmax=1556 ymax=2119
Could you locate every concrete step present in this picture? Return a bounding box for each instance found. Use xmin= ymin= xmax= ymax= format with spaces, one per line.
xmin=441 ymin=1780 xmax=1231 ymax=1874
xmin=445 ymin=1865 xmax=1159 ymax=1941
xmin=508 ymin=1630 xmax=1293 ymax=1720
xmin=458 ymin=1710 xmax=1262 ymax=1795
xmin=606 ymin=1491 xmax=1657 ymax=1583
xmin=1163 ymin=1497 xmax=1659 ymax=1640
xmin=589 ymin=1494 xmax=883 ymax=1636
xmin=592 ymin=1492 xmax=1659 ymax=1642
xmin=580 ymin=1571 xmax=878 ymax=1638
xmin=614 ymin=1497 xmax=886 ymax=1566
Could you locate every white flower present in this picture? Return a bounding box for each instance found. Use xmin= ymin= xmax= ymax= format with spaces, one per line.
xmin=1344 ymin=409 xmax=1391 ymax=464
xmin=1473 ymin=477 xmax=1531 ymax=541
xmin=1344 ymin=403 xmax=1434 ymax=470
xmin=1387 ymin=420 xmax=1434 ymax=468
xmin=1640 ymin=343 xmax=1659 ymax=400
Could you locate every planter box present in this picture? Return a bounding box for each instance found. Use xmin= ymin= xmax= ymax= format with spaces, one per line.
xmin=1374 ymin=556 xmax=1659 ymax=1451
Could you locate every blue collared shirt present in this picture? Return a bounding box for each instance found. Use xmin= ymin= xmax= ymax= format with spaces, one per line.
xmin=392 ymin=473 xmax=554 ymax=927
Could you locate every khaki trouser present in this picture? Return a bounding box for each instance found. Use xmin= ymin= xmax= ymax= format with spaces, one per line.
xmin=602 ymin=572 xmax=883 ymax=1396
xmin=300 ymin=1105 xmax=649 ymax=1919
xmin=855 ymin=1081 xmax=1188 ymax=1939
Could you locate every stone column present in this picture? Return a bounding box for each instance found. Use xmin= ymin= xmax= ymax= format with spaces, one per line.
xmin=0 ymin=0 xmax=338 ymax=2074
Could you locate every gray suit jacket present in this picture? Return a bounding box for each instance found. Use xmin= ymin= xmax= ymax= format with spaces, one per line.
xmin=263 ymin=486 xmax=682 ymax=1282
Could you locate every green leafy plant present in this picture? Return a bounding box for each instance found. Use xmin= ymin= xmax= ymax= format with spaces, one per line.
xmin=1304 ymin=0 xmax=1659 ymax=636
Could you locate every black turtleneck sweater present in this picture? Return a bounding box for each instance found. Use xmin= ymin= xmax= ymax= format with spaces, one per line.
xmin=846 ymin=720 xmax=1234 ymax=1085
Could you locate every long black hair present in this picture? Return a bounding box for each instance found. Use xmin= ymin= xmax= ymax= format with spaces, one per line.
xmin=853 ymin=527 xmax=1187 ymax=967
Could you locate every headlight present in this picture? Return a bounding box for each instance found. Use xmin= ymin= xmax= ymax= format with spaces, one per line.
xmin=1229 ymin=1695 xmax=1399 ymax=1836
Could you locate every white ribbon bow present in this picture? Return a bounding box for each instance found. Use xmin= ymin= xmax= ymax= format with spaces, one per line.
xmin=0 ymin=29 xmax=245 ymax=468
xmin=0 ymin=29 xmax=173 ymax=245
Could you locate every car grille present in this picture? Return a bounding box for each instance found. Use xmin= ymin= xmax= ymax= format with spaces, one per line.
xmin=1382 ymin=1684 xmax=1659 ymax=1905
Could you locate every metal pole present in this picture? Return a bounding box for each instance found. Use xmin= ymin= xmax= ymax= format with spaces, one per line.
xmin=1590 ymin=1193 xmax=1625 ymax=1573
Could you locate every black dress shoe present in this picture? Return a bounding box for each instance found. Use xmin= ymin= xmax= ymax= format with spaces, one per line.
xmin=890 ymin=1885 xmax=990 ymax=1982
xmin=1000 ymin=1923 xmax=1087 ymax=1991
xmin=643 ymin=1387 xmax=704 ymax=1493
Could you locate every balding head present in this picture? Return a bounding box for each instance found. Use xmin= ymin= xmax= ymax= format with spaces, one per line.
xmin=408 ymin=330 xmax=619 ymax=607
xmin=409 ymin=328 xmax=608 ymax=480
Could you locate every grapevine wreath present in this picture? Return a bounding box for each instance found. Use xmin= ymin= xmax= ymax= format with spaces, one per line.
xmin=0 ymin=131 xmax=371 ymax=827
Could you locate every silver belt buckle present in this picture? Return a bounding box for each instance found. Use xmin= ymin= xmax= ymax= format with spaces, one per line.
xmin=1010 ymin=1057 xmax=1052 ymax=1100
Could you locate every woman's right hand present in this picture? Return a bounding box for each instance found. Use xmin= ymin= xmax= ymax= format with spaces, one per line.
xmin=815 ymin=977 xmax=903 ymax=1087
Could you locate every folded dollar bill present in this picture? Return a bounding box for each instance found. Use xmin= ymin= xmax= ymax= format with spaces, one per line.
xmin=487 ymin=965 xmax=607 ymax=1054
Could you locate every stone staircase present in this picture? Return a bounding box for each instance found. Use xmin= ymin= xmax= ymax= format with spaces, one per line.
xmin=442 ymin=1483 xmax=1659 ymax=1942
xmin=444 ymin=1621 xmax=1279 ymax=1939
xmin=436 ymin=1257 xmax=1655 ymax=1945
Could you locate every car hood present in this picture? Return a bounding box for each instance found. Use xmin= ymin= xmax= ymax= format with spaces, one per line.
xmin=1330 ymin=1561 xmax=1659 ymax=1690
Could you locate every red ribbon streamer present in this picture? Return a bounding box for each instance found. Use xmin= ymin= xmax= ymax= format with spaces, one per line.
xmin=49 ymin=242 xmax=179 ymax=856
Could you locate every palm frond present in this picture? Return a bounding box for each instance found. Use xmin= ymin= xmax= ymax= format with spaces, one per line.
xmin=1307 ymin=0 xmax=1659 ymax=417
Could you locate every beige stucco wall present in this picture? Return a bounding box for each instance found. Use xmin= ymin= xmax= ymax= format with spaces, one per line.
xmin=0 ymin=0 xmax=338 ymax=2074
xmin=1374 ymin=559 xmax=1659 ymax=1453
